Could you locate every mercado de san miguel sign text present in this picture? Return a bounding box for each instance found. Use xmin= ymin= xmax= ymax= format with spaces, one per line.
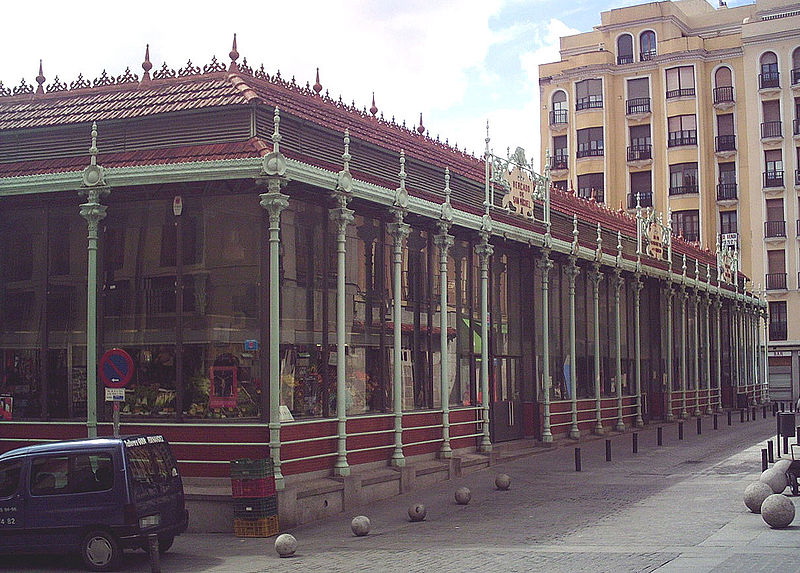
xmin=637 ymin=208 xmax=669 ymax=262
xmin=502 ymin=164 xmax=535 ymax=219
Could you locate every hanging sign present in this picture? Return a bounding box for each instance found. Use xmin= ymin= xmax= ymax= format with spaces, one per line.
xmin=639 ymin=209 xmax=667 ymax=261
xmin=173 ymin=195 xmax=183 ymax=216
xmin=501 ymin=164 xmax=534 ymax=218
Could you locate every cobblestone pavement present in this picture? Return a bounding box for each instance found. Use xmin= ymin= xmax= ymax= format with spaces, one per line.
xmin=4 ymin=413 xmax=798 ymax=572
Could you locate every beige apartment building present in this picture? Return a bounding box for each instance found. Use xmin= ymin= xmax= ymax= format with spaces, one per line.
xmin=539 ymin=0 xmax=800 ymax=402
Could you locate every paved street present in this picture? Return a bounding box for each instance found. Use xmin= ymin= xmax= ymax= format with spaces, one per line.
xmin=3 ymin=412 xmax=798 ymax=572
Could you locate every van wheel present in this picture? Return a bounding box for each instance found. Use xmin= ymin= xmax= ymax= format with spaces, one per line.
xmin=80 ymin=530 xmax=121 ymax=572
xmin=158 ymin=535 xmax=174 ymax=553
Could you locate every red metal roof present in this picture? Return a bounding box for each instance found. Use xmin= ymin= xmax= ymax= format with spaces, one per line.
xmin=0 ymin=139 xmax=266 ymax=178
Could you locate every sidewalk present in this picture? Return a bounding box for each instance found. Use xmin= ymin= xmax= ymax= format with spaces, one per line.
xmin=3 ymin=411 xmax=797 ymax=572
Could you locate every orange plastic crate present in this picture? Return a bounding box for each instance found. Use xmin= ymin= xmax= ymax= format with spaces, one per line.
xmin=233 ymin=515 xmax=280 ymax=538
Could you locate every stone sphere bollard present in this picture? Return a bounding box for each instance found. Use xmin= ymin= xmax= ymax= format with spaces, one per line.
xmin=744 ymin=481 xmax=774 ymax=513
xmin=408 ymin=503 xmax=427 ymax=522
xmin=495 ymin=474 xmax=511 ymax=491
xmin=454 ymin=487 xmax=472 ymax=505
xmin=274 ymin=533 xmax=297 ymax=558
xmin=761 ymin=493 xmax=796 ymax=529
xmin=759 ymin=468 xmax=788 ymax=494
xmin=351 ymin=515 xmax=371 ymax=537
xmin=773 ymin=459 xmax=791 ymax=474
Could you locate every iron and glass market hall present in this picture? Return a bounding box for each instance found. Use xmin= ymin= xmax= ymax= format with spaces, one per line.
xmin=0 ymin=40 xmax=767 ymax=496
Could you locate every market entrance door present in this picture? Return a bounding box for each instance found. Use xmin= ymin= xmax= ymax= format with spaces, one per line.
xmin=490 ymin=356 xmax=523 ymax=442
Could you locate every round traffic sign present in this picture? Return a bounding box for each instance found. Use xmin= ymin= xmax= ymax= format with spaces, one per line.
xmin=99 ymin=348 xmax=135 ymax=388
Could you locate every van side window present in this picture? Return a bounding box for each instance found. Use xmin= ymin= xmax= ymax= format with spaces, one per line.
xmin=30 ymin=453 xmax=114 ymax=496
xmin=0 ymin=460 xmax=22 ymax=498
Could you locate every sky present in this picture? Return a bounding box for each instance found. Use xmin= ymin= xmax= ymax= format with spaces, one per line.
xmin=2 ymin=0 xmax=753 ymax=171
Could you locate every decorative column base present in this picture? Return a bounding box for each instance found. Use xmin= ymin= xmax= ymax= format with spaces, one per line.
xmin=333 ymin=458 xmax=351 ymax=477
xmin=634 ymin=417 xmax=644 ymax=428
xmin=615 ymin=420 xmax=626 ymax=432
xmin=479 ymin=440 xmax=493 ymax=453
xmin=542 ymin=433 xmax=553 ymax=444
xmin=439 ymin=445 xmax=453 ymax=459
xmin=705 ymin=405 xmax=712 ymax=415
xmin=593 ymin=420 xmax=605 ymax=435
xmin=569 ymin=426 xmax=580 ymax=440
xmin=390 ymin=452 xmax=406 ymax=467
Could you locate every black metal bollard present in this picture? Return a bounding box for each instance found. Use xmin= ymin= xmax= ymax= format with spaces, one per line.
xmin=147 ymin=534 xmax=161 ymax=573
xmin=696 ymin=417 xmax=702 ymax=435
xmin=784 ymin=435 xmax=790 ymax=457
xmin=575 ymin=447 xmax=582 ymax=472
xmin=740 ymin=409 xmax=745 ymax=423
xmin=762 ymin=448 xmax=769 ymax=472
xmin=606 ymin=439 xmax=612 ymax=462
xmin=763 ymin=406 xmax=767 ymax=419
xmin=727 ymin=410 xmax=732 ymax=426
xmin=678 ymin=421 xmax=684 ymax=440
xmin=746 ymin=408 xmax=750 ymax=422
xmin=657 ymin=426 xmax=663 ymax=446
xmin=713 ymin=413 xmax=718 ymax=430
xmin=782 ymin=402 xmax=786 ymax=412
xmin=768 ymin=440 xmax=775 ymax=463
xmin=633 ymin=432 xmax=639 ymax=454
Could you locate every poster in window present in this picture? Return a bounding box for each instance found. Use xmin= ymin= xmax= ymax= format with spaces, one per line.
xmin=209 ymin=366 xmax=238 ymax=409
xmin=0 ymin=395 xmax=12 ymax=420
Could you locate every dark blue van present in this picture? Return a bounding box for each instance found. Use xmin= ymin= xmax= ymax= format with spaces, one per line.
xmin=0 ymin=435 xmax=188 ymax=571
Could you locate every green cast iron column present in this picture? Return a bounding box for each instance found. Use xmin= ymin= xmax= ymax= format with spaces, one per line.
xmin=704 ymin=293 xmax=712 ymax=414
xmin=693 ymin=290 xmax=701 ymax=417
xmin=476 ymin=230 xmax=493 ymax=452
xmin=388 ymin=218 xmax=409 ymax=467
xmin=613 ymin=269 xmax=625 ymax=431
xmin=539 ymin=250 xmax=553 ymax=443
xmin=680 ymin=286 xmax=688 ymax=419
xmin=567 ymin=257 xmax=580 ymax=439
xmin=633 ymin=274 xmax=643 ymax=427
xmin=260 ymin=187 xmax=288 ymax=490
xmin=591 ymin=263 xmax=604 ymax=434
xmin=665 ymin=285 xmax=675 ymax=422
xmin=715 ymin=295 xmax=722 ymax=411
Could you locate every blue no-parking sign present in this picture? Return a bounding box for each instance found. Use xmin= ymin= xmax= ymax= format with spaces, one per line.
xmin=99 ymin=348 xmax=134 ymax=388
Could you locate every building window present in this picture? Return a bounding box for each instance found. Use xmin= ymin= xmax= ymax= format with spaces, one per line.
xmin=671 ymin=210 xmax=699 ymax=243
xmin=769 ymin=301 xmax=787 ymax=340
xmin=639 ymin=30 xmax=656 ymax=61
xmin=794 ymin=97 xmax=800 ymax=136
xmin=617 ymin=34 xmax=634 ymax=65
xmin=626 ymin=77 xmax=650 ymax=115
xmin=713 ymin=66 xmax=734 ymax=103
xmin=665 ymin=66 xmax=695 ymax=98
xmin=667 ymin=115 xmax=697 ymax=147
xmin=577 ymin=173 xmax=604 ymax=202
xmin=765 ymin=198 xmax=786 ymax=238
xmin=717 ymin=162 xmax=737 ymax=200
xmin=552 ymin=135 xmax=567 ymax=169
xmin=719 ymin=211 xmax=737 ymax=235
xmin=669 ymin=163 xmax=698 ymax=196
xmin=761 ymin=100 xmax=782 ymax=138
xmin=552 ymin=180 xmax=567 ymax=192
xmin=628 ymin=171 xmax=652 ymax=208
xmin=627 ymin=124 xmax=651 ymax=161
xmin=760 ymin=52 xmax=780 ymax=89
xmin=576 ymin=127 xmax=604 ymax=158
xmin=766 ymin=249 xmax=787 ymax=290
xmin=550 ymin=91 xmax=568 ymax=124
xmin=793 ymin=47 xmax=800 ymax=85
xmin=575 ymin=79 xmax=603 ymax=111
xmin=764 ymin=149 xmax=784 ymax=187
xmin=715 ymin=113 xmax=736 ymax=151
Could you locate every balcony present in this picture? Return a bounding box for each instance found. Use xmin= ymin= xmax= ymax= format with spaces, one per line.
xmin=678 ymin=230 xmax=699 ymax=243
xmin=627 ymin=144 xmax=652 ymax=161
xmin=549 ymin=109 xmax=567 ymax=125
xmin=617 ymin=54 xmax=634 ymax=65
xmin=668 ymin=130 xmax=697 ymax=147
xmin=766 ymin=272 xmax=788 ymax=290
xmin=577 ymin=189 xmax=604 ymax=203
xmin=669 ymin=184 xmax=698 ymax=196
xmin=576 ymin=98 xmax=603 ymax=111
xmin=796 ymin=169 xmax=800 ymax=186
xmin=666 ymin=87 xmax=695 ymax=99
xmin=761 ymin=121 xmax=783 ymax=139
xmin=626 ymin=97 xmax=650 ymax=115
xmin=764 ymin=220 xmax=787 ymax=238
xmin=794 ymin=119 xmax=799 ymax=136
xmin=796 ymin=219 xmax=800 ymax=236
xmin=764 ymin=170 xmax=784 ymax=188
xmin=576 ymin=147 xmax=604 ymax=159
xmin=715 ymin=135 xmax=736 ymax=152
xmin=551 ymin=157 xmax=568 ymax=170
xmin=640 ymin=50 xmax=657 ymax=61
xmin=770 ymin=321 xmax=788 ymax=341
xmin=716 ymin=183 xmax=737 ymax=201
xmin=792 ymin=68 xmax=800 ymax=85
xmin=759 ymin=71 xmax=780 ymax=89
xmin=627 ymin=191 xmax=653 ymax=209
xmin=712 ymin=86 xmax=734 ymax=104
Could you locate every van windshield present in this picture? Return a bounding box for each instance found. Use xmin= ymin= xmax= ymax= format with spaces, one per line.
xmin=124 ymin=437 xmax=179 ymax=500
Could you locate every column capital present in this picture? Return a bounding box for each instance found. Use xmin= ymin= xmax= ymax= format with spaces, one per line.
xmin=433 ymin=231 xmax=454 ymax=254
xmin=259 ymin=189 xmax=289 ymax=224
xmin=632 ymin=273 xmax=643 ymax=293
xmin=537 ymin=251 xmax=553 ymax=274
xmin=79 ymin=201 xmax=108 ymax=228
xmin=388 ymin=220 xmax=410 ymax=241
xmin=475 ymin=239 xmax=494 ymax=260
xmin=565 ymin=256 xmax=580 ymax=280
xmin=329 ymin=205 xmax=355 ymax=233
xmin=589 ymin=262 xmax=603 ymax=286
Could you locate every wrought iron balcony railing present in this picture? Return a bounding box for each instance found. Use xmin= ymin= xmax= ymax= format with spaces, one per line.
xmin=766 ymin=272 xmax=787 ymax=290
xmin=761 ymin=121 xmax=783 ymax=139
xmin=715 ymin=135 xmax=736 ymax=151
xmin=759 ymin=71 xmax=780 ymax=89
xmin=549 ymin=109 xmax=567 ymax=125
xmin=627 ymin=191 xmax=653 ymax=209
xmin=764 ymin=170 xmax=784 ymax=188
xmin=626 ymin=97 xmax=650 ymax=115
xmin=666 ymin=88 xmax=695 ymax=99
xmin=764 ymin=220 xmax=786 ymax=238
xmin=626 ymin=144 xmax=652 ymax=161
xmin=712 ymin=86 xmax=734 ymax=104
xmin=716 ymin=183 xmax=737 ymax=201
xmin=668 ymin=130 xmax=697 ymax=147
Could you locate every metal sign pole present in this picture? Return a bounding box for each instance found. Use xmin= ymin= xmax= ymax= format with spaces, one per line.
xmin=113 ymin=402 xmax=120 ymax=438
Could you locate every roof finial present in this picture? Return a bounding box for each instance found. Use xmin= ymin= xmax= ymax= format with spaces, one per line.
xmin=313 ymin=68 xmax=322 ymax=94
xmin=141 ymin=44 xmax=152 ymax=84
xmin=370 ymin=92 xmax=378 ymax=116
xmin=35 ymin=60 xmax=45 ymax=95
xmin=417 ymin=112 xmax=425 ymax=135
xmin=229 ymin=34 xmax=239 ymax=72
